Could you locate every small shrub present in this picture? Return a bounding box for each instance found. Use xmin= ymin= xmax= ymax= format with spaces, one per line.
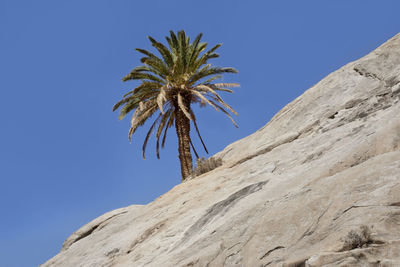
xmin=341 ymin=225 xmax=372 ymax=251
xmin=192 ymin=157 xmax=223 ymax=177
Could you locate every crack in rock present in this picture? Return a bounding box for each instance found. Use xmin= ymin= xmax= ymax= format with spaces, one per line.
xmin=223 ymin=250 xmax=242 ymax=266
xmin=230 ymin=132 xmax=300 ymax=168
xmin=353 ymin=66 xmax=383 ymax=82
xmin=260 ymin=246 xmax=285 ymax=260
xmin=354 ymin=65 xmax=400 ymax=93
xmin=298 ymin=204 xmax=331 ymax=241
xmin=62 ymin=211 xmax=128 ymax=251
xmin=334 ymin=203 xmax=400 ymax=221
xmin=105 ymin=248 xmax=120 ymax=258
xmin=176 ymin=181 xmax=269 ymax=247
xmin=126 ymin=219 xmax=167 ymax=254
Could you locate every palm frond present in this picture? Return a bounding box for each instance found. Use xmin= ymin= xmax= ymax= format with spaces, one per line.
xmin=212 ymin=82 xmax=240 ymax=88
xmin=135 ymin=49 xmax=168 ymax=75
xmin=209 ymin=100 xmax=238 ymax=127
xmin=141 ymin=58 xmax=170 ymax=77
xmin=195 ymin=84 xmax=220 ymax=98
xmin=118 ymin=100 xmax=139 ymax=120
xmin=208 ymin=86 xmax=234 ymax=93
xmin=169 ymin=31 xmax=179 ymax=52
xmin=148 ymin=36 xmax=173 ymax=67
xmin=127 ymin=64 xmax=167 ymax=80
xmin=188 ymin=64 xmax=211 ymax=84
xmin=133 ymin=82 xmax=162 ymax=94
xmin=129 ymin=102 xmax=158 ymax=142
xmin=188 ymin=42 xmax=208 ymax=73
xmin=189 ymin=137 xmax=199 ymax=159
xmin=193 ymin=43 xmax=222 ymax=70
xmin=177 ymin=93 xmax=192 ymax=120
xmin=189 ymin=110 xmax=208 ymax=154
xmin=178 ymin=30 xmax=188 ymax=72
xmin=156 ymin=87 xmax=167 ymax=114
xmin=191 ymin=90 xmax=218 ymax=111
xmin=165 ymin=36 xmax=175 ymax=54
xmin=197 ymin=85 xmax=237 ymax=115
xmin=156 ymin=109 xmax=172 ymax=159
xmin=161 ymin=111 xmax=175 ymax=148
xmin=210 ymin=95 xmax=238 ymax=115
xmin=142 ymin=113 xmax=162 ymax=159
xmin=122 ymin=72 xmax=165 ymax=83
xmin=113 ymin=95 xmax=136 ymax=112
xmin=187 ymin=33 xmax=203 ymax=67
xmin=122 ymin=90 xmax=135 ymax=98
xmin=200 ymin=75 xmax=222 ymax=84
xmin=135 ymin=48 xmax=159 ymax=59
xmin=116 ymin=91 xmax=158 ymax=118
xmin=207 ymin=43 xmax=222 ymax=54
xmin=189 ymin=67 xmax=238 ymax=85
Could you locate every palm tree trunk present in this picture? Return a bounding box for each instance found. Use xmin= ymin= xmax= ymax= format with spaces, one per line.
xmin=174 ymin=101 xmax=193 ymax=182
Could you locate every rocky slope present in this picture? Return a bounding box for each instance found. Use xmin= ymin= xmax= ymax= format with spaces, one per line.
xmin=42 ymin=33 xmax=400 ymax=267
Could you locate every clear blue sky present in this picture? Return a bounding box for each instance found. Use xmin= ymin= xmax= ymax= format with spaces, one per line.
xmin=1 ymin=1 xmax=399 ymax=266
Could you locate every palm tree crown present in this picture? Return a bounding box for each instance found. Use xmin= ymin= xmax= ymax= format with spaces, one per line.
xmin=113 ymin=30 xmax=239 ymax=181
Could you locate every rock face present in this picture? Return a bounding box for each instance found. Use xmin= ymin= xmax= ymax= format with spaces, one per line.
xmin=42 ymin=33 xmax=400 ymax=267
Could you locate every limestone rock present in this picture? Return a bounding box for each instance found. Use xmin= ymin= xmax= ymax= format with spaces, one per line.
xmin=42 ymin=33 xmax=400 ymax=267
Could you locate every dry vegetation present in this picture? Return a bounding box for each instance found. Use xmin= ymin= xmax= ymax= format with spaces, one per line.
xmin=341 ymin=225 xmax=373 ymax=251
xmin=192 ymin=157 xmax=223 ymax=177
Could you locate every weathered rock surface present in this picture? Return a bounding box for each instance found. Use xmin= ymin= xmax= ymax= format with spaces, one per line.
xmin=42 ymin=33 xmax=400 ymax=267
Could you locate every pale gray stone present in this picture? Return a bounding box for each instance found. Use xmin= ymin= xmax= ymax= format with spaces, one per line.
xmin=42 ymin=33 xmax=400 ymax=267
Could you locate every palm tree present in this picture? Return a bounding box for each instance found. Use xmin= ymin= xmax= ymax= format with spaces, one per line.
xmin=113 ymin=30 xmax=239 ymax=181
